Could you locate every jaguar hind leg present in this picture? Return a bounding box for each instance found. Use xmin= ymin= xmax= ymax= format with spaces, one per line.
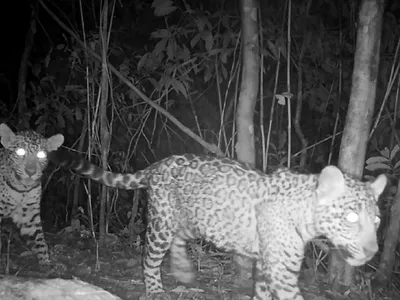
xmin=143 ymin=217 xmax=174 ymax=297
xmin=170 ymin=233 xmax=195 ymax=283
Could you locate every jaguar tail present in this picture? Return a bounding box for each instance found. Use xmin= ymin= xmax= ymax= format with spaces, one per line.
xmin=48 ymin=149 xmax=147 ymax=190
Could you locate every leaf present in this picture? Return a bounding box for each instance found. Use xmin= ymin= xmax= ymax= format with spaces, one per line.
xmin=75 ymin=108 xmax=83 ymax=121
xmin=119 ymin=59 xmax=130 ymax=77
xmin=167 ymin=39 xmax=175 ymax=60
xmin=190 ymin=33 xmax=201 ymax=48
xmin=154 ymin=39 xmax=168 ymax=57
xmin=393 ymin=160 xmax=400 ymax=170
xmin=281 ymin=91 xmax=294 ymax=99
xmin=183 ymin=2 xmax=195 ymax=14
xmin=380 ymin=147 xmax=390 ymax=158
xmin=204 ymin=68 xmax=213 ymax=83
xmin=278 ymin=131 xmax=287 ymax=149
xmin=365 ymin=156 xmax=390 ymax=164
xmin=151 ymin=29 xmax=171 ymax=39
xmin=64 ymin=85 xmax=82 ymax=92
xmin=390 ymin=144 xmax=400 ymax=161
xmin=267 ymin=40 xmax=279 ymax=60
xmin=221 ymin=64 xmax=227 ymax=80
xmin=137 ymin=53 xmax=149 ymax=70
xmin=155 ymin=5 xmax=177 ymax=17
xmin=181 ymin=46 xmax=190 ymax=61
xmin=221 ymin=51 xmax=228 ymax=64
xmin=276 ymin=94 xmax=286 ymax=105
xmin=223 ymin=32 xmax=233 ymax=48
xmin=365 ymin=163 xmax=391 ymax=171
xmin=200 ymin=31 xmax=213 ymax=52
xmin=147 ymin=77 xmax=159 ymax=89
xmin=20 ymin=250 xmax=33 ymax=257
xmin=57 ymin=115 xmax=65 ymax=128
xmin=276 ymin=36 xmax=287 ymax=58
xmin=195 ymin=18 xmax=205 ymax=32
xmin=152 ymin=0 xmax=176 ymax=17
xmin=160 ymin=75 xmax=172 ymax=89
xmin=171 ymin=79 xmax=187 ymax=97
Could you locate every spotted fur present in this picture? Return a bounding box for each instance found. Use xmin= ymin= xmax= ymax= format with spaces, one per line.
xmin=0 ymin=124 xmax=64 ymax=267
xmin=49 ymin=150 xmax=387 ymax=300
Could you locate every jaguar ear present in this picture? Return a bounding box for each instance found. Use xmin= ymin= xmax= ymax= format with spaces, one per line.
xmin=47 ymin=134 xmax=64 ymax=151
xmin=370 ymin=174 xmax=387 ymax=200
xmin=316 ymin=165 xmax=346 ymax=204
xmin=0 ymin=123 xmax=16 ymax=148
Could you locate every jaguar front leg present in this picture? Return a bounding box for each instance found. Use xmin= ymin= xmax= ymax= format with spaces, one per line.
xmin=253 ymin=258 xmax=304 ymax=300
xmin=253 ymin=259 xmax=273 ymax=300
xmin=17 ymin=205 xmax=51 ymax=268
xmin=255 ymin=213 xmax=305 ymax=300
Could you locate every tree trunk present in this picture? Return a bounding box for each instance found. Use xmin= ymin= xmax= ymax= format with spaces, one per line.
xmin=373 ymin=179 xmax=400 ymax=286
xmin=98 ymin=0 xmax=112 ymax=248
xmin=235 ymin=0 xmax=260 ymax=282
xmin=329 ymin=0 xmax=384 ymax=290
xmin=17 ymin=4 xmax=37 ymax=128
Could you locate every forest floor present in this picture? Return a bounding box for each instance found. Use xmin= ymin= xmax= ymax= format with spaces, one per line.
xmin=0 ymin=230 xmax=399 ymax=300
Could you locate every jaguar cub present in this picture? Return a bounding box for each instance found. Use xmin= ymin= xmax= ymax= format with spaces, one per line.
xmin=0 ymin=123 xmax=64 ymax=267
xmin=49 ymin=151 xmax=386 ymax=300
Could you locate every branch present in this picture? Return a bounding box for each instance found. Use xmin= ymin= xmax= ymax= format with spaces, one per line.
xmin=38 ymin=0 xmax=223 ymax=157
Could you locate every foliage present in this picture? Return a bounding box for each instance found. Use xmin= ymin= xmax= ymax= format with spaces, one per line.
xmin=366 ymin=145 xmax=400 ymax=176
xmin=6 ymin=0 xmax=396 ymax=240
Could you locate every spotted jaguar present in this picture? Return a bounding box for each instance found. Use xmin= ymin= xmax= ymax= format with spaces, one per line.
xmin=49 ymin=150 xmax=387 ymax=300
xmin=0 ymin=123 xmax=64 ymax=267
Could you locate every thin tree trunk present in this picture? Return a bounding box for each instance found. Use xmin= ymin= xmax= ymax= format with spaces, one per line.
xmin=235 ymin=0 xmax=260 ymax=282
xmin=294 ymin=32 xmax=309 ymax=170
xmin=373 ymin=179 xmax=400 ymax=286
xmin=98 ymin=0 xmax=112 ymax=248
xmin=329 ymin=0 xmax=384 ymax=290
xmin=17 ymin=4 xmax=38 ymax=127
xmin=71 ymin=115 xmax=88 ymax=219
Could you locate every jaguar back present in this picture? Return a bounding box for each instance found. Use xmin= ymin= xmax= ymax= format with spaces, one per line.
xmin=48 ymin=149 xmax=387 ymax=300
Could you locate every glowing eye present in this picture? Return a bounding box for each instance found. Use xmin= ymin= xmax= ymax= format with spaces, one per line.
xmin=346 ymin=212 xmax=359 ymax=223
xmin=37 ymin=151 xmax=46 ymax=159
xmin=15 ymin=148 xmax=26 ymax=156
xmin=374 ymin=216 xmax=380 ymax=224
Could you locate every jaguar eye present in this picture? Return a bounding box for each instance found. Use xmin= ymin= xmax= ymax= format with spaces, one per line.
xmin=37 ymin=150 xmax=46 ymax=159
xmin=15 ymin=148 xmax=26 ymax=156
xmin=346 ymin=212 xmax=359 ymax=223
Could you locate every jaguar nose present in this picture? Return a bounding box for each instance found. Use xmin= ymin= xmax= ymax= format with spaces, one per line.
xmin=25 ymin=165 xmax=37 ymax=176
xmin=363 ymin=240 xmax=378 ymax=258
xmin=25 ymin=160 xmax=38 ymax=176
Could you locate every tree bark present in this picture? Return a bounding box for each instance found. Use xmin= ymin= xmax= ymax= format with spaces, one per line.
xmin=235 ymin=0 xmax=260 ymax=282
xmin=17 ymin=4 xmax=38 ymax=127
xmin=98 ymin=0 xmax=112 ymax=248
xmin=329 ymin=0 xmax=384 ymax=290
xmin=373 ymin=179 xmax=400 ymax=286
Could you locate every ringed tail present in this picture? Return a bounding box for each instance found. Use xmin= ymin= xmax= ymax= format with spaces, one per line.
xmin=48 ymin=149 xmax=147 ymax=190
